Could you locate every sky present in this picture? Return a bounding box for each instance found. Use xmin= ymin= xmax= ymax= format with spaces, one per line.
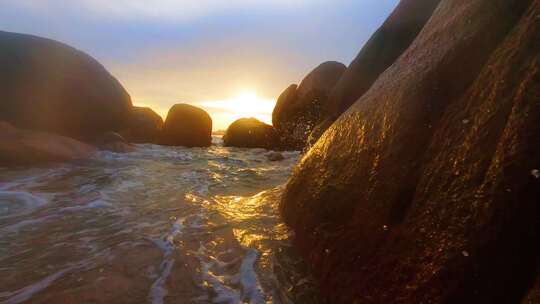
xmin=0 ymin=0 xmax=399 ymax=130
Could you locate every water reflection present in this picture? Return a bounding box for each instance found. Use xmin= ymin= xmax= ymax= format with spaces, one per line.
xmin=0 ymin=140 xmax=317 ymax=303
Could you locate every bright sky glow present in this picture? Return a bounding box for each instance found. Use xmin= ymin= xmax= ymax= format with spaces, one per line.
xmin=199 ymin=91 xmax=276 ymax=130
xmin=0 ymin=1 xmax=400 ymax=130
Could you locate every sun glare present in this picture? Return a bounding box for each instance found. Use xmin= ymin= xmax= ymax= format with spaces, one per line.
xmin=200 ymin=91 xmax=276 ymax=130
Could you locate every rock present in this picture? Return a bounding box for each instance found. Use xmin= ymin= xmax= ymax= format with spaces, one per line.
xmin=325 ymin=0 xmax=442 ymax=120
xmin=0 ymin=121 xmax=96 ymax=167
xmin=0 ymin=31 xmax=133 ymax=141
xmin=223 ymin=118 xmax=279 ymax=149
xmin=281 ymin=0 xmax=539 ymax=303
xmin=522 ymin=274 xmax=540 ymax=304
xmin=272 ymin=62 xmax=346 ymax=150
xmin=158 ymin=104 xmax=212 ymax=147
xmin=96 ymin=132 xmax=134 ymax=153
xmin=121 ymin=107 xmax=163 ymax=143
xmin=266 ymin=152 xmax=285 ymax=162
xmin=304 ymin=0 xmax=442 ymax=149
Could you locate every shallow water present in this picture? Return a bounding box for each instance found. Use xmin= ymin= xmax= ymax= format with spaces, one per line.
xmin=0 ymin=138 xmax=318 ymax=304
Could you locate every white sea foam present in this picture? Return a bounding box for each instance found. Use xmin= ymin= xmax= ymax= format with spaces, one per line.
xmin=0 ymin=191 xmax=48 ymax=219
xmin=239 ymin=249 xmax=265 ymax=303
xmin=0 ymin=143 xmax=303 ymax=303
xmin=148 ymin=217 xmax=185 ymax=303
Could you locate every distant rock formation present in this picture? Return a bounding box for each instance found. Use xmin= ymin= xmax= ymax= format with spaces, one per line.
xmin=223 ymin=118 xmax=279 ymax=149
xmin=272 ymin=61 xmax=346 ymax=150
xmin=121 ymin=106 xmax=163 ymax=143
xmin=281 ymin=0 xmax=539 ymax=303
xmin=0 ymin=31 xmax=133 ymax=141
xmin=159 ymin=104 xmax=212 ymax=147
xmin=0 ymin=121 xmax=96 ymax=167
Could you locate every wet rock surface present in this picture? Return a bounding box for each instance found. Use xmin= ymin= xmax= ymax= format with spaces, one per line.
xmin=158 ymin=104 xmax=212 ymax=147
xmin=0 ymin=31 xmax=132 ymax=141
xmin=223 ymin=118 xmax=280 ymax=149
xmin=325 ymin=0 xmax=442 ymax=120
xmin=281 ymin=0 xmax=539 ymax=303
xmin=272 ymin=61 xmax=346 ymax=150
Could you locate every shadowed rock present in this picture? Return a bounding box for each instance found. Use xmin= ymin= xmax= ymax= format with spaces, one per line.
xmin=96 ymin=131 xmax=134 ymax=153
xmin=272 ymin=62 xmax=346 ymax=150
xmin=0 ymin=31 xmax=132 ymax=141
xmin=121 ymin=106 xmax=164 ymax=143
xmin=159 ymin=104 xmax=212 ymax=147
xmin=0 ymin=121 xmax=96 ymax=167
xmin=522 ymin=274 xmax=540 ymax=304
xmin=281 ymin=0 xmax=538 ymax=303
xmin=223 ymin=118 xmax=279 ymax=149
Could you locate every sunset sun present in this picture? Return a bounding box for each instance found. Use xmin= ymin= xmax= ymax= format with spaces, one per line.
xmin=200 ymin=91 xmax=276 ymax=130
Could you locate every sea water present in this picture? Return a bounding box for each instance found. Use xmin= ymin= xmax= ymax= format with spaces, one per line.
xmin=0 ymin=137 xmax=318 ymax=304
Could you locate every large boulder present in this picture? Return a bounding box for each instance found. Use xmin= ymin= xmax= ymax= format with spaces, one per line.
xmin=281 ymin=0 xmax=539 ymax=303
xmin=121 ymin=106 xmax=163 ymax=143
xmin=0 ymin=121 xmax=96 ymax=167
xmin=272 ymin=61 xmax=346 ymax=150
xmin=325 ymin=0 xmax=442 ymax=120
xmin=305 ymin=0 xmax=442 ymax=149
xmin=223 ymin=118 xmax=279 ymax=149
xmin=0 ymin=31 xmax=133 ymax=141
xmin=158 ymin=104 xmax=212 ymax=147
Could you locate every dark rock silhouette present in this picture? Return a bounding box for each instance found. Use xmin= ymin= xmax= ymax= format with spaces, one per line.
xmin=121 ymin=106 xmax=163 ymax=143
xmin=0 ymin=121 xmax=96 ymax=167
xmin=266 ymin=152 xmax=285 ymax=162
xmin=272 ymin=61 xmax=346 ymax=150
xmin=223 ymin=118 xmax=279 ymax=149
xmin=0 ymin=31 xmax=133 ymax=141
xmin=159 ymin=104 xmax=212 ymax=147
xmin=96 ymin=131 xmax=134 ymax=153
xmin=281 ymin=0 xmax=539 ymax=303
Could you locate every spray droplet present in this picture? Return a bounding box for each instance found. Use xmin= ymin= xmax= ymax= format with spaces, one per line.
xmin=531 ymin=169 xmax=540 ymax=179
xmin=462 ymin=251 xmax=469 ymax=257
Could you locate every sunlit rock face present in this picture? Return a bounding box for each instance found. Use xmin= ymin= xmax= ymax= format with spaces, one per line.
xmin=223 ymin=118 xmax=279 ymax=149
xmin=0 ymin=121 xmax=96 ymax=166
xmin=159 ymin=103 xmax=212 ymax=147
xmin=0 ymin=31 xmax=133 ymax=141
xmin=281 ymin=0 xmax=539 ymax=303
xmin=325 ymin=0 xmax=442 ymax=121
xmin=272 ymin=61 xmax=346 ymax=150
xmin=523 ymin=275 xmax=540 ymax=304
xmin=121 ymin=106 xmax=164 ymax=144
xmin=305 ymin=0 xmax=442 ymax=149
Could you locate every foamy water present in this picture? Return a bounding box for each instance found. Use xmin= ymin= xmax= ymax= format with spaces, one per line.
xmin=0 ymin=137 xmax=318 ymax=303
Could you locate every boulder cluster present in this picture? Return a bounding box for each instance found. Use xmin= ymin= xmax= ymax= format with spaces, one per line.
xmin=280 ymin=0 xmax=540 ymax=303
xmin=0 ymin=31 xmax=213 ymax=166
